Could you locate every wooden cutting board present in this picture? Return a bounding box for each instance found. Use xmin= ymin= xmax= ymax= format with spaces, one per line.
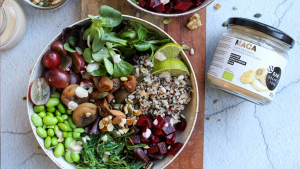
xmin=81 ymin=1 xmax=205 ymax=168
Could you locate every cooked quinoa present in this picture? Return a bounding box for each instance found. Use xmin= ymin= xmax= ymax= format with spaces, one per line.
xmin=130 ymin=55 xmax=192 ymax=123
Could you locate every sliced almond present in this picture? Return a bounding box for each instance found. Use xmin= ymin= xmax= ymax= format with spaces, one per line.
xmin=110 ymin=110 xmax=126 ymax=118
xmin=126 ymin=116 xmax=136 ymax=125
xmin=112 ymin=115 xmax=124 ymax=125
xmin=133 ymin=109 xmax=142 ymax=116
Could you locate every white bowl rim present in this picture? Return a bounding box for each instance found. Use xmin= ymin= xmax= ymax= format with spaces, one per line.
xmin=23 ymin=0 xmax=69 ymax=10
xmin=27 ymin=14 xmax=199 ymax=169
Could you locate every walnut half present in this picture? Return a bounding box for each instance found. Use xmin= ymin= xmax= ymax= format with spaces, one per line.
xmin=187 ymin=13 xmax=202 ymax=30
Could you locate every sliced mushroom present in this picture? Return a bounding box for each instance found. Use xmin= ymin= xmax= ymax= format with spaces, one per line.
xmin=106 ymin=92 xmax=115 ymax=103
xmin=90 ymin=90 xmax=101 ymax=100
xmin=111 ymin=78 xmax=121 ymax=93
xmin=123 ymin=75 xmax=137 ymax=92
xmin=72 ymin=103 xmax=98 ymax=127
xmin=113 ymin=87 xmax=131 ymax=104
xmin=96 ymin=98 xmax=112 ymax=117
xmin=98 ymin=76 xmax=113 ymax=92
xmin=61 ymin=84 xmax=89 ymax=107
xmin=92 ymin=76 xmax=101 ymax=88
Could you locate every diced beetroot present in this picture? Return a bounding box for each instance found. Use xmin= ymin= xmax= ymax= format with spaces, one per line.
xmin=147 ymin=145 xmax=158 ymax=154
xmin=139 ymin=0 xmax=147 ymax=7
xmin=150 ymin=135 xmax=160 ymax=143
xmin=162 ymin=125 xmax=176 ymax=136
xmin=155 ymin=3 xmax=165 ymax=13
xmin=148 ymin=153 xmax=164 ymax=161
xmin=149 ymin=0 xmax=162 ymax=8
xmin=166 ymin=133 xmax=176 ymax=145
xmin=153 ymin=116 xmax=166 ymax=130
xmin=175 ymin=0 xmax=192 ymax=4
xmin=137 ymin=115 xmax=148 ymax=127
xmin=130 ymin=125 xmax=140 ymax=135
xmin=149 ymin=142 xmax=157 ymax=147
xmin=164 ymin=2 xmax=176 ymax=13
xmin=157 ymin=142 xmax=168 ymax=154
xmin=140 ymin=161 xmax=155 ymax=169
xmin=132 ymin=148 xmax=150 ymax=163
xmin=146 ymin=116 xmax=153 ymax=128
xmin=169 ymin=142 xmax=183 ymax=156
xmin=192 ymin=0 xmax=204 ymax=6
xmin=144 ymin=149 xmax=148 ymax=154
xmin=174 ymin=2 xmax=193 ymax=12
xmin=141 ymin=138 xmax=151 ymax=145
xmin=128 ymin=135 xmax=141 ymax=145
xmin=153 ymin=129 xmax=164 ymax=136
xmin=176 ymin=116 xmax=187 ymax=131
xmin=141 ymin=127 xmax=151 ymax=142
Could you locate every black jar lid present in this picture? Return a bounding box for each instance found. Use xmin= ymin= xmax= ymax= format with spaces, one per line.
xmin=226 ymin=17 xmax=295 ymax=48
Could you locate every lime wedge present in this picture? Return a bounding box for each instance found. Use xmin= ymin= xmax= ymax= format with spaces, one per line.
xmin=151 ymin=58 xmax=190 ymax=76
xmin=152 ymin=43 xmax=183 ymax=64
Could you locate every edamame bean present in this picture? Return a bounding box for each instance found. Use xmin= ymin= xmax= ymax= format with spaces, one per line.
xmin=57 ymin=103 xmax=66 ymax=114
xmin=46 ymin=112 xmax=54 ymax=117
xmin=50 ymin=91 xmax=61 ymax=98
xmin=67 ymin=109 xmax=72 ymax=115
xmin=46 ymin=107 xmax=56 ymax=113
xmin=42 ymin=124 xmax=47 ymax=129
xmin=54 ymin=143 xmax=64 ymax=157
xmin=47 ymin=128 xmax=55 ymax=137
xmin=67 ymin=117 xmax=77 ymax=129
xmin=36 ymin=127 xmax=47 ymax=138
xmin=63 ymin=121 xmax=71 ymax=131
xmin=31 ymin=114 xmax=43 ymax=127
xmin=61 ymin=114 xmax=68 ymax=120
xmin=63 ymin=131 xmax=69 ymax=138
xmin=72 ymin=132 xmax=80 ymax=139
xmin=64 ymin=152 xmax=74 ymax=163
xmin=38 ymin=112 xmax=46 ymax=118
xmin=45 ymin=136 xmax=51 ymax=148
xmin=73 ymin=128 xmax=85 ymax=133
xmin=55 ymin=110 xmax=61 ymax=116
xmin=34 ymin=105 xmax=45 ymax=113
xmin=56 ymin=116 xmax=64 ymax=123
xmin=67 ymin=132 xmax=72 ymax=137
xmin=71 ymin=153 xmax=80 ymax=162
xmin=51 ymin=136 xmax=58 ymax=146
xmin=54 ymin=125 xmax=60 ymax=133
xmin=58 ymin=123 xmax=69 ymax=131
xmin=45 ymin=98 xmax=60 ymax=108
xmin=43 ymin=116 xmax=58 ymax=126
xmin=65 ymin=137 xmax=73 ymax=149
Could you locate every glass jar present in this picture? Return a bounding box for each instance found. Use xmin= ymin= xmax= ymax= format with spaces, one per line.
xmin=0 ymin=0 xmax=27 ymax=51
xmin=206 ymin=18 xmax=294 ymax=105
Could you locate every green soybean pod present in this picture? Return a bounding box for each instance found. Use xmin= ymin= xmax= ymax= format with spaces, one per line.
xmin=38 ymin=112 xmax=46 ymax=118
xmin=47 ymin=128 xmax=55 ymax=137
xmin=34 ymin=105 xmax=45 ymax=113
xmin=51 ymin=136 xmax=58 ymax=146
xmin=46 ymin=107 xmax=56 ymax=113
xmin=36 ymin=127 xmax=47 ymax=138
xmin=63 ymin=131 xmax=69 ymax=138
xmin=54 ymin=143 xmax=64 ymax=157
xmin=57 ymin=103 xmax=66 ymax=114
xmin=67 ymin=117 xmax=77 ymax=129
xmin=64 ymin=151 xmax=74 ymax=163
xmin=55 ymin=110 xmax=61 ymax=116
xmin=50 ymin=91 xmax=61 ymax=98
xmin=61 ymin=114 xmax=68 ymax=120
xmin=63 ymin=121 xmax=71 ymax=131
xmin=73 ymin=128 xmax=85 ymax=133
xmin=67 ymin=109 xmax=72 ymax=115
xmin=45 ymin=136 xmax=51 ymax=148
xmin=43 ymin=116 xmax=58 ymax=126
xmin=71 ymin=153 xmax=80 ymax=162
xmin=56 ymin=116 xmax=64 ymax=123
xmin=58 ymin=123 xmax=69 ymax=131
xmin=46 ymin=112 xmax=54 ymax=117
xmin=31 ymin=114 xmax=43 ymax=127
xmin=45 ymin=98 xmax=60 ymax=108
xmin=72 ymin=132 xmax=80 ymax=139
xmin=65 ymin=137 xmax=73 ymax=149
xmin=67 ymin=132 xmax=72 ymax=137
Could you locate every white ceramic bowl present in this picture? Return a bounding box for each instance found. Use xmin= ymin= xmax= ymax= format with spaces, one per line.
xmin=23 ymin=0 xmax=68 ymax=10
xmin=27 ymin=15 xmax=199 ymax=169
xmin=127 ymin=0 xmax=214 ymax=17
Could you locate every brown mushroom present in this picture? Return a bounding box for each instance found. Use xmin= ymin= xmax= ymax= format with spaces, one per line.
xmin=113 ymin=87 xmax=131 ymax=104
xmin=123 ymin=75 xmax=137 ymax=92
xmin=61 ymin=84 xmax=89 ymax=107
xmin=96 ymin=98 xmax=112 ymax=117
xmin=98 ymin=76 xmax=113 ymax=92
xmin=111 ymin=78 xmax=121 ymax=93
xmin=106 ymin=92 xmax=115 ymax=103
xmin=90 ymin=90 xmax=101 ymax=100
xmin=92 ymin=76 xmax=101 ymax=88
xmin=72 ymin=103 xmax=98 ymax=127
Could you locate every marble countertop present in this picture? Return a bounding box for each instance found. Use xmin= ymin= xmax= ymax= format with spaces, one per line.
xmin=1 ymin=0 xmax=299 ymax=168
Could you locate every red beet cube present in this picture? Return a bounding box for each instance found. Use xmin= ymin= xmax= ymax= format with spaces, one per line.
xmin=153 ymin=129 xmax=164 ymax=136
xmin=137 ymin=115 xmax=148 ymax=127
xmin=141 ymin=138 xmax=151 ymax=145
xmin=153 ymin=116 xmax=166 ymax=130
xmin=130 ymin=125 xmax=140 ymax=135
xmin=139 ymin=0 xmax=147 ymax=7
xmin=150 ymin=135 xmax=160 ymax=143
xmin=147 ymin=145 xmax=159 ymax=154
xmin=155 ymin=3 xmax=165 ymax=13
xmin=149 ymin=142 xmax=157 ymax=147
xmin=164 ymin=2 xmax=176 ymax=13
xmin=132 ymin=148 xmax=150 ymax=163
xmin=175 ymin=0 xmax=192 ymax=4
xmin=192 ymin=0 xmax=204 ymax=6
xmin=141 ymin=127 xmax=151 ymax=142
xmin=149 ymin=0 xmax=162 ymax=8
xmin=128 ymin=135 xmax=141 ymax=145
xmin=176 ymin=116 xmax=187 ymax=131
xmin=166 ymin=133 xmax=176 ymax=145
xmin=148 ymin=153 xmax=164 ymax=161
xmin=169 ymin=142 xmax=183 ymax=156
xmin=174 ymin=2 xmax=193 ymax=12
xmin=162 ymin=124 xmax=176 ymax=136
xmin=157 ymin=142 xmax=168 ymax=154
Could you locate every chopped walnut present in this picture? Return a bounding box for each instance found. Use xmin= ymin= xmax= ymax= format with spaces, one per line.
xmin=214 ymin=3 xmax=222 ymax=9
xmin=187 ymin=13 xmax=202 ymax=30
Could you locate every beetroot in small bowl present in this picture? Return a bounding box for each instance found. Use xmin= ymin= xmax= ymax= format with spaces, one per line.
xmin=127 ymin=0 xmax=214 ymax=17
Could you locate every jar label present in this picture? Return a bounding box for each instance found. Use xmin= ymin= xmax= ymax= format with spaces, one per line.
xmin=207 ymin=35 xmax=288 ymax=100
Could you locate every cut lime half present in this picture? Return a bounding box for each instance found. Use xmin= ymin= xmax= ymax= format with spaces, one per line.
xmin=152 ymin=43 xmax=183 ymax=64
xmin=151 ymin=58 xmax=190 ymax=76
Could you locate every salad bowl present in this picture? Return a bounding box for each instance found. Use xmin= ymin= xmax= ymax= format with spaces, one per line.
xmin=27 ymin=14 xmax=199 ymax=168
